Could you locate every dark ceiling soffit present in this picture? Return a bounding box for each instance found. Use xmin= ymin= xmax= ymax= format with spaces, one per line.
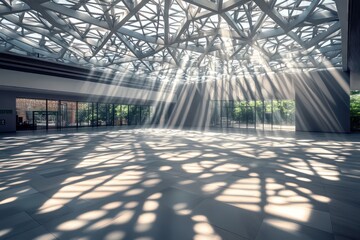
xmin=0 ymin=53 xmax=165 ymax=91
xmin=334 ymin=0 xmax=349 ymax=72
xmin=348 ymin=0 xmax=360 ymax=72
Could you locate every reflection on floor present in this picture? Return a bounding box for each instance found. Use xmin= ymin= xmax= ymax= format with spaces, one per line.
xmin=0 ymin=129 xmax=359 ymax=240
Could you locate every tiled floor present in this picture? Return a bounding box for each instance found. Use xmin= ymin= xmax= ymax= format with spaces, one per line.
xmin=0 ymin=128 xmax=360 ymax=240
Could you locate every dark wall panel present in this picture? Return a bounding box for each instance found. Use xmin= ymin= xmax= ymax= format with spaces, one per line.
xmin=168 ymin=83 xmax=211 ymax=129
xmin=0 ymin=91 xmax=16 ymax=132
xmin=295 ymin=70 xmax=350 ymax=133
xmin=349 ymin=0 xmax=360 ymax=72
xmin=349 ymin=0 xmax=360 ymax=90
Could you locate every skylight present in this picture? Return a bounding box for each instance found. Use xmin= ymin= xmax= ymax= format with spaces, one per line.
xmin=0 ymin=0 xmax=342 ymax=83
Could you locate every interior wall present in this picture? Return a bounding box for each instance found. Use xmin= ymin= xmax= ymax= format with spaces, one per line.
xmin=295 ymin=69 xmax=350 ymax=133
xmin=0 ymin=68 xmax=178 ymax=133
xmin=335 ymin=0 xmax=349 ymax=71
xmin=207 ymin=73 xmax=295 ymax=101
xmin=0 ymin=91 xmax=16 ymax=132
xmin=350 ymin=71 xmax=360 ymax=90
xmin=0 ymin=67 xmax=351 ymax=133
xmin=167 ymin=72 xmax=295 ymax=130
xmin=0 ymin=68 xmax=176 ymax=104
xmin=167 ymin=83 xmax=212 ymax=129
xmin=349 ymin=0 xmax=360 ymax=90
xmin=3 ymin=89 xmax=161 ymax=106
xmin=170 ymin=69 xmax=350 ymax=133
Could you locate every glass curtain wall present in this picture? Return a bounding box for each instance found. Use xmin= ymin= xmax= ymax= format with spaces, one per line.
xmin=211 ymin=100 xmax=295 ymax=131
xmin=98 ymin=103 xmax=114 ymax=126
xmin=210 ymin=101 xmax=221 ymax=127
xmin=47 ymin=100 xmax=59 ymax=129
xmin=16 ymin=98 xmax=155 ymax=131
xmin=226 ymin=101 xmax=234 ymax=128
xmin=16 ymin=98 xmax=46 ymax=130
xmin=60 ymin=101 xmax=77 ymax=128
xmin=149 ymin=106 xmax=155 ymax=125
xmin=272 ymin=100 xmax=282 ymax=130
xmin=78 ymin=102 xmax=92 ymax=127
xmin=141 ymin=106 xmax=151 ymax=125
xmin=255 ymin=100 xmax=264 ymax=129
xmin=129 ymin=105 xmax=140 ymax=125
xmin=350 ymin=91 xmax=360 ymax=131
xmin=221 ymin=101 xmax=229 ymax=127
xmin=272 ymin=100 xmax=295 ymax=130
xmin=234 ymin=101 xmax=247 ymax=128
xmin=247 ymin=101 xmax=256 ymax=129
xmin=114 ymin=105 xmax=129 ymax=126
xmin=280 ymin=100 xmax=295 ymax=130
xmin=264 ymin=100 xmax=273 ymax=131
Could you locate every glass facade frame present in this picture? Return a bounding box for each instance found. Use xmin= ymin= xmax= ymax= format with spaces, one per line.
xmin=211 ymin=99 xmax=295 ymax=131
xmin=16 ymin=98 xmax=154 ymax=131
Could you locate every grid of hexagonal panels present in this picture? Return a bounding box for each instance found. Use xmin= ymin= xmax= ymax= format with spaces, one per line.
xmin=0 ymin=0 xmax=342 ymax=83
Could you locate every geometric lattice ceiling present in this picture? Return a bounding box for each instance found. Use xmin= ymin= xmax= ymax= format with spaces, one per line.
xmin=0 ymin=0 xmax=342 ymax=83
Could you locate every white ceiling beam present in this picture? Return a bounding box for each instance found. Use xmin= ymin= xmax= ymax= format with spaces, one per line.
xmin=221 ymin=0 xmax=251 ymax=12
xmin=304 ymin=21 xmax=341 ymax=48
xmin=182 ymin=0 xmax=218 ymax=12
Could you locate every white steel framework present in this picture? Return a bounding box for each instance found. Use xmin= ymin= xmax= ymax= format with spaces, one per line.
xmin=0 ymin=0 xmax=342 ymax=83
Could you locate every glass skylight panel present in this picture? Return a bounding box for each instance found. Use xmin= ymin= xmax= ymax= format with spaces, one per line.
xmin=67 ymin=17 xmax=82 ymax=25
xmin=0 ymin=19 xmax=16 ymax=29
xmin=85 ymin=2 xmax=103 ymax=16
xmin=262 ymin=16 xmax=279 ymax=30
xmin=0 ymin=0 xmax=343 ymax=83
xmin=8 ymin=46 xmax=27 ymax=55
xmin=276 ymin=0 xmax=312 ymax=20
xmin=262 ymin=39 xmax=278 ymax=55
xmin=52 ymin=0 xmax=75 ymax=6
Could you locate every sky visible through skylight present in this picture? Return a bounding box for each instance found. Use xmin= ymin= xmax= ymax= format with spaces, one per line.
xmin=0 ymin=0 xmax=342 ymax=83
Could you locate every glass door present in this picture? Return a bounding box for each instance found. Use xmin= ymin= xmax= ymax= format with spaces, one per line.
xmin=247 ymin=101 xmax=256 ymax=129
xmin=60 ymin=101 xmax=77 ymax=128
xmin=33 ymin=111 xmax=47 ymax=130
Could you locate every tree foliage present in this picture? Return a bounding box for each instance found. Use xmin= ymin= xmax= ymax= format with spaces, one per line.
xmin=228 ymin=100 xmax=295 ymax=125
xmin=350 ymin=92 xmax=360 ymax=116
